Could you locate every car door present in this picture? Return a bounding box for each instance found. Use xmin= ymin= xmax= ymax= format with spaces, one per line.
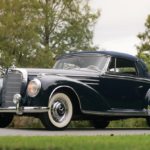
xmin=101 ymin=57 xmax=146 ymax=110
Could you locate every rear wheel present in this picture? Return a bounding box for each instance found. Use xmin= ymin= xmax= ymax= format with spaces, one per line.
xmin=0 ymin=115 xmax=13 ymax=128
xmin=90 ymin=120 xmax=109 ymax=129
xmin=40 ymin=93 xmax=73 ymax=130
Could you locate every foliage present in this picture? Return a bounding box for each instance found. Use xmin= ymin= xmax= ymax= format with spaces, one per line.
xmin=0 ymin=0 xmax=41 ymax=70
xmin=136 ymin=52 xmax=150 ymax=72
xmin=36 ymin=0 xmax=100 ymax=55
xmin=69 ymin=121 xmax=92 ymax=128
xmin=118 ymin=67 xmax=135 ymax=72
xmin=8 ymin=116 xmax=92 ymax=128
xmin=136 ymin=15 xmax=150 ymax=71
xmin=1 ymin=135 xmax=150 ymax=150
xmin=8 ymin=116 xmax=149 ymax=128
xmin=108 ymin=118 xmax=148 ymax=128
xmin=8 ymin=116 xmax=44 ymax=128
xmin=0 ymin=0 xmax=100 ymax=75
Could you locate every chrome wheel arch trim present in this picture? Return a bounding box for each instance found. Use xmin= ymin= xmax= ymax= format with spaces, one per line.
xmin=49 ymin=85 xmax=82 ymax=111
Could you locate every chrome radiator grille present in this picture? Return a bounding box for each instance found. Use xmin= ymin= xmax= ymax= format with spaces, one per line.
xmin=2 ymin=72 xmax=22 ymax=107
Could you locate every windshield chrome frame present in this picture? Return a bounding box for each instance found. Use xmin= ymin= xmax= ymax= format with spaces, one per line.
xmin=100 ymin=57 xmax=111 ymax=75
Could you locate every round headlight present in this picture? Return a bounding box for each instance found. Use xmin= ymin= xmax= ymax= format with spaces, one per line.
xmin=27 ymin=79 xmax=41 ymax=97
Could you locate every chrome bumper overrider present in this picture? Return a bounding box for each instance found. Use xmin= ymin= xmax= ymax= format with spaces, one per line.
xmin=0 ymin=107 xmax=49 ymax=115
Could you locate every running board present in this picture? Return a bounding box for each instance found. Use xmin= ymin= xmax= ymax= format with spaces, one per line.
xmin=82 ymin=108 xmax=149 ymax=116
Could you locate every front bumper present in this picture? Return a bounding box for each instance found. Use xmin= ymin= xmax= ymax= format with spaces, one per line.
xmin=0 ymin=94 xmax=49 ymax=115
xmin=0 ymin=107 xmax=49 ymax=115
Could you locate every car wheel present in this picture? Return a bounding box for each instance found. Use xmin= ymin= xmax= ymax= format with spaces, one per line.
xmin=40 ymin=93 xmax=73 ymax=130
xmin=90 ymin=120 xmax=110 ymax=129
xmin=0 ymin=115 xmax=13 ymax=128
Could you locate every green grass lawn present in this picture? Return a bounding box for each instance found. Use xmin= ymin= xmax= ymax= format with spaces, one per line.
xmin=0 ymin=135 xmax=150 ymax=150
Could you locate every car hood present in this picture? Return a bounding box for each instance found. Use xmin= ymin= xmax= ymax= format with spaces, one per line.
xmin=25 ymin=68 xmax=100 ymax=78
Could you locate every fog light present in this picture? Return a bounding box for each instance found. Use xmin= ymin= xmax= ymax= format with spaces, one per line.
xmin=13 ymin=94 xmax=21 ymax=104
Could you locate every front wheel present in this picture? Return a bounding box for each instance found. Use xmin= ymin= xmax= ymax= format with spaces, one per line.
xmin=90 ymin=120 xmax=110 ymax=129
xmin=40 ymin=93 xmax=73 ymax=130
xmin=0 ymin=115 xmax=14 ymax=128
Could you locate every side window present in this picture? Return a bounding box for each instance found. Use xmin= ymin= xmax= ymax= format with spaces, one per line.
xmin=116 ymin=58 xmax=137 ymax=76
xmin=107 ymin=57 xmax=137 ymax=76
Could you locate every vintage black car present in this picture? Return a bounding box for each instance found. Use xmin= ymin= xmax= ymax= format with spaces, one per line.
xmin=0 ymin=51 xmax=150 ymax=130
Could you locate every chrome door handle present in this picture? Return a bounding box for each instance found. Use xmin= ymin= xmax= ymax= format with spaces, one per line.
xmin=138 ymin=86 xmax=143 ymax=89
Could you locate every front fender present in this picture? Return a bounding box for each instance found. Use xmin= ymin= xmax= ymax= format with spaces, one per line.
xmin=38 ymin=75 xmax=110 ymax=112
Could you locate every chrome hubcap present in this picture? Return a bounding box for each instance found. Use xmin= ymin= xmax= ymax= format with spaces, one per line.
xmin=51 ymin=99 xmax=68 ymax=123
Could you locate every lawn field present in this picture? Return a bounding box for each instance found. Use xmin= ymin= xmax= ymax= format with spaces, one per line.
xmin=0 ymin=135 xmax=150 ymax=150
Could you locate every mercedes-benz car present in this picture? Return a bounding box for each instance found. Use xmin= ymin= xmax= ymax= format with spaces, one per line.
xmin=0 ymin=51 xmax=150 ymax=130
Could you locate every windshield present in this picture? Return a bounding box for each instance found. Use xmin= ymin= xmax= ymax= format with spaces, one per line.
xmin=53 ymin=55 xmax=108 ymax=72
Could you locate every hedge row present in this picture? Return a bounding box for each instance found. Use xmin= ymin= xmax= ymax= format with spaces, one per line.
xmin=8 ymin=116 xmax=149 ymax=128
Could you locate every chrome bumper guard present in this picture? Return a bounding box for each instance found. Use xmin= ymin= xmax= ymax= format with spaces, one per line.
xmin=0 ymin=107 xmax=49 ymax=115
xmin=0 ymin=94 xmax=49 ymax=115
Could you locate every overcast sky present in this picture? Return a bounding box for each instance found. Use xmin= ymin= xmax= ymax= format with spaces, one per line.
xmin=89 ymin=0 xmax=150 ymax=56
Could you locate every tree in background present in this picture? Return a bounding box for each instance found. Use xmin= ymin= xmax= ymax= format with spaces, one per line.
xmin=0 ymin=0 xmax=41 ymax=70
xmin=0 ymin=0 xmax=100 ymax=75
xmin=37 ymin=0 xmax=100 ymax=54
xmin=136 ymin=15 xmax=150 ymax=71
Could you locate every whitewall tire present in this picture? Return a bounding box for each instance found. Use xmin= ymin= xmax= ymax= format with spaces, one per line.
xmin=40 ymin=93 xmax=73 ymax=130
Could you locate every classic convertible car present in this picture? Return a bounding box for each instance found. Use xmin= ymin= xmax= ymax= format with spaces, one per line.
xmin=0 ymin=51 xmax=150 ymax=130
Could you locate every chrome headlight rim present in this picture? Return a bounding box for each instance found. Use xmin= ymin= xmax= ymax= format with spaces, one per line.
xmin=27 ymin=78 xmax=41 ymax=97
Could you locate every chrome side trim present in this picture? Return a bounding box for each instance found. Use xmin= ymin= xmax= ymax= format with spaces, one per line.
xmin=81 ymin=83 xmax=99 ymax=85
xmin=71 ymin=78 xmax=99 ymax=82
xmin=0 ymin=107 xmax=49 ymax=114
xmin=57 ymin=74 xmax=99 ymax=78
xmin=38 ymin=73 xmax=99 ymax=78
xmin=49 ymin=86 xmax=82 ymax=110
xmin=82 ymin=109 xmax=148 ymax=116
xmin=103 ymin=74 xmax=150 ymax=83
